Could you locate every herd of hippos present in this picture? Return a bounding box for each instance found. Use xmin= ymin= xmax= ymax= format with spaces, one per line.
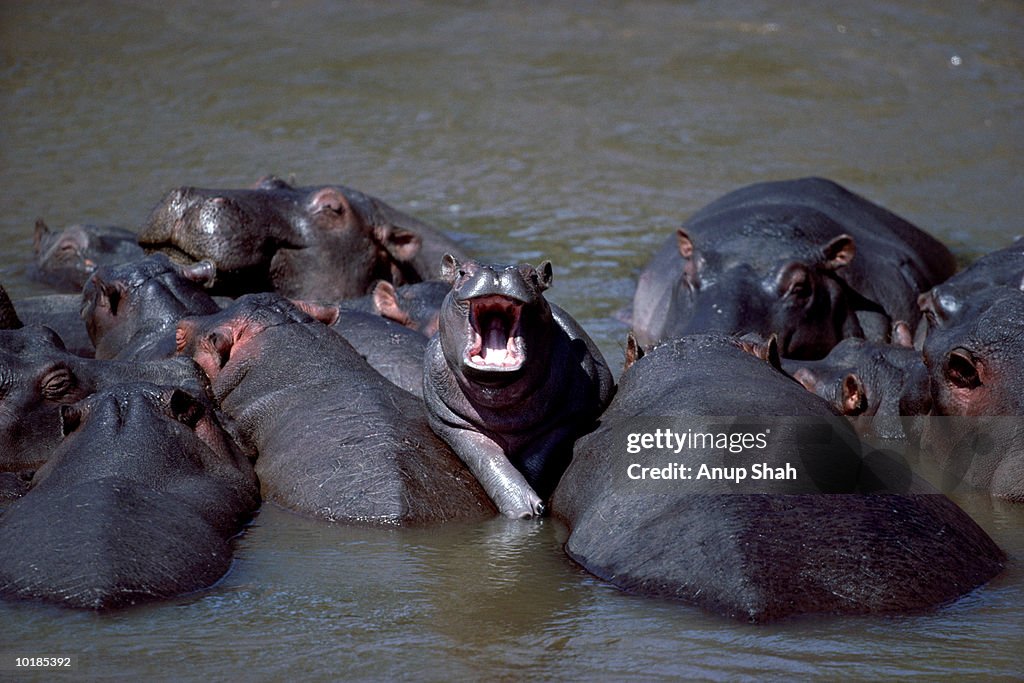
xmin=1 ymin=175 xmax=1021 ymax=622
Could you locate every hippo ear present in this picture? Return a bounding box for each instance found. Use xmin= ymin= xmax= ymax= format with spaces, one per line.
xmin=441 ymin=253 xmax=463 ymax=285
xmin=791 ymin=367 xmax=818 ymax=392
xmin=290 ymin=299 xmax=341 ymax=326
xmin=535 ymin=260 xmax=553 ymax=291
xmin=946 ymin=348 xmax=981 ymax=389
xmin=822 ymin=235 xmax=856 ymax=269
xmin=841 ymin=373 xmax=867 ymax=415
xmin=174 ymin=260 xmax=217 ymax=288
xmin=98 ymin=281 xmax=125 ymax=316
xmin=375 ymin=224 xmax=421 ymax=264
xmin=33 ymin=218 xmax=51 ymax=255
xmin=371 ymin=281 xmax=414 ymax=327
xmin=253 ymin=174 xmax=292 ymax=190
xmin=623 ymin=331 xmax=646 ymax=372
xmin=676 ymin=229 xmax=695 ymax=259
xmin=735 ymin=333 xmax=782 ymax=371
xmin=891 ymin=320 xmax=914 ymax=348
xmin=175 ymin=319 xmax=198 ymax=354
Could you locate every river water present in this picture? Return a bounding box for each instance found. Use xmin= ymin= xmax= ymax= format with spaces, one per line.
xmin=1 ymin=1 xmax=1022 ymax=679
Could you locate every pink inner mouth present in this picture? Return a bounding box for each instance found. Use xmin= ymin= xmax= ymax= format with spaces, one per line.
xmin=466 ymin=296 xmax=525 ymax=371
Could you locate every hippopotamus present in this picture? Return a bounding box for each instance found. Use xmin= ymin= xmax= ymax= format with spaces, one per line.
xmin=81 ymin=254 xmax=220 ymax=361
xmin=175 ymin=293 xmax=496 ymax=524
xmin=0 ymin=325 xmax=211 ymax=474
xmin=423 ymin=255 xmax=615 ymax=518
xmin=0 ymin=383 xmax=259 ymax=609
xmin=783 ymin=330 xmax=932 ymax=440
xmin=340 ymin=279 xmax=450 ymax=337
xmin=917 ymin=238 xmax=1024 ymax=344
xmin=551 ymin=334 xmax=1005 ymax=622
xmin=137 ymin=175 xmax=467 ymax=300
xmin=919 ymin=287 xmax=1024 ymax=501
xmin=0 ymin=284 xmax=21 ymax=329
xmin=330 ymin=309 xmax=429 ymax=397
xmin=631 ymin=177 xmax=957 ymax=357
xmin=32 ymin=220 xmax=144 ymax=292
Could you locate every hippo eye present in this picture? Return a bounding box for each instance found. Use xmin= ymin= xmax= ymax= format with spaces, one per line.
xmin=41 ymin=366 xmax=75 ymax=400
xmin=947 ymin=348 xmax=981 ymax=390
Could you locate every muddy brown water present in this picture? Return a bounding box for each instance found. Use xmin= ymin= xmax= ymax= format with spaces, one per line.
xmin=1 ymin=2 xmax=1022 ymax=679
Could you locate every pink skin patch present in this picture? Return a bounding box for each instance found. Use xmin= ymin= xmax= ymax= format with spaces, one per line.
xmin=465 ymin=295 xmax=525 ymax=371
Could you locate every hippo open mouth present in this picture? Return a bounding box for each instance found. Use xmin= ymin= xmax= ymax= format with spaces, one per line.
xmin=465 ymin=295 xmax=525 ymax=372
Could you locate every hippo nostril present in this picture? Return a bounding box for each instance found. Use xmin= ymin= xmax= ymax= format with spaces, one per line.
xmin=947 ymin=348 xmax=981 ymax=389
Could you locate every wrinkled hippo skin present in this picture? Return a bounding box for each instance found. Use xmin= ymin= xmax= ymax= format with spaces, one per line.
xmin=917 ymin=238 xmax=1024 ymax=344
xmin=0 ymin=284 xmax=21 ymax=329
xmin=552 ymin=335 xmax=1005 ymax=622
xmin=0 ymin=383 xmax=259 ymax=610
xmin=138 ymin=175 xmax=466 ymax=300
xmin=0 ymin=325 xmax=211 ymax=474
xmin=81 ymin=254 xmax=220 ymax=361
xmin=176 ymin=294 xmax=496 ymax=524
xmin=424 ymin=256 xmax=614 ymax=518
xmin=632 ymin=177 xmax=956 ymax=357
xmin=921 ymin=288 xmax=1024 ymax=501
xmin=341 ymin=280 xmax=450 ymax=337
xmin=13 ymin=294 xmax=94 ymax=357
xmin=783 ymin=335 xmax=931 ymax=440
xmin=32 ymin=220 xmax=143 ymax=292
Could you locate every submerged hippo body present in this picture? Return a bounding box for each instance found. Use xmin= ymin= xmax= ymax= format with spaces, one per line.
xmin=424 ymin=256 xmax=615 ymax=518
xmin=632 ymin=177 xmax=956 ymax=357
xmin=330 ymin=309 xmax=429 ymax=398
xmin=138 ymin=176 xmax=466 ymax=300
xmin=176 ymin=294 xmax=495 ymax=525
xmin=920 ymin=288 xmax=1024 ymax=501
xmin=0 ymin=383 xmax=259 ymax=609
xmin=0 ymin=325 xmax=210 ymax=474
xmin=13 ymin=294 xmax=94 ymax=357
xmin=32 ymin=220 xmax=144 ymax=292
xmin=551 ymin=335 xmax=1005 ymax=622
xmin=81 ymin=254 xmax=220 ymax=361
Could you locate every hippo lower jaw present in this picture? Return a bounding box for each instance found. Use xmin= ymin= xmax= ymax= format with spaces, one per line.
xmin=464 ymin=295 xmax=525 ymax=373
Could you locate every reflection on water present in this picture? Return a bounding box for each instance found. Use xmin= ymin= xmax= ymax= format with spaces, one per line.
xmin=1 ymin=1 xmax=1023 ymax=679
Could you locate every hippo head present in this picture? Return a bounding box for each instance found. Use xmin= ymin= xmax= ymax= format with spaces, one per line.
xmin=438 ymin=255 xmax=555 ymax=388
xmin=81 ymin=254 xmax=219 ymax=359
xmin=0 ymin=326 xmax=94 ymax=471
xmin=138 ymin=176 xmax=423 ymax=300
xmin=924 ymin=288 xmax=1024 ymax=416
xmin=32 ymin=220 xmax=142 ymax=292
xmin=175 ymin=294 xmax=338 ymax=436
xmin=664 ymin=211 xmax=873 ymax=359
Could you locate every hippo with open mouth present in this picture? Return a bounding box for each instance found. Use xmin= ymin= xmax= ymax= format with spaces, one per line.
xmin=424 ymin=255 xmax=615 ymax=518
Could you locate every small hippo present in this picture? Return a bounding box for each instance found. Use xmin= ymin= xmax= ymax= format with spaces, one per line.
xmin=424 ymin=255 xmax=615 ymax=518
xmin=32 ymin=220 xmax=144 ymax=292
xmin=175 ymin=293 xmax=496 ymax=525
xmin=81 ymin=254 xmax=220 ymax=361
xmin=783 ymin=331 xmax=932 ymax=440
xmin=138 ymin=175 xmax=467 ymax=300
xmin=0 ymin=383 xmax=259 ymax=609
xmin=631 ymin=177 xmax=956 ymax=357
xmin=552 ymin=334 xmax=1005 ymax=622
